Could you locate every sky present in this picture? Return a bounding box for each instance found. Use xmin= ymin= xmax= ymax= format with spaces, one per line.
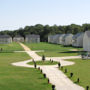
xmin=0 ymin=0 xmax=90 ymax=31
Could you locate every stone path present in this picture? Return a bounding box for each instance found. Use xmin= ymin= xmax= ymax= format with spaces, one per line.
xmin=12 ymin=43 xmax=84 ymax=90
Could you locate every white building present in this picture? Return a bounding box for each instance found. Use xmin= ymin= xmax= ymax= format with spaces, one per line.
xmin=25 ymin=34 xmax=40 ymax=43
xmin=52 ymin=34 xmax=61 ymax=44
xmin=72 ymin=33 xmax=84 ymax=47
xmin=83 ymin=31 xmax=90 ymax=51
xmin=0 ymin=35 xmax=12 ymax=44
xmin=48 ymin=35 xmax=54 ymax=43
xmin=13 ymin=35 xmax=24 ymax=42
xmin=57 ymin=34 xmax=65 ymax=44
xmin=62 ymin=34 xmax=73 ymax=46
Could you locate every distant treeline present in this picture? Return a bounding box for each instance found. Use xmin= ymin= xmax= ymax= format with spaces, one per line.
xmin=0 ymin=23 xmax=90 ymax=42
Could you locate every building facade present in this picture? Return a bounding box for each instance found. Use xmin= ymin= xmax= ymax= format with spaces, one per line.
xmin=83 ymin=31 xmax=90 ymax=51
xmin=62 ymin=34 xmax=73 ymax=46
xmin=72 ymin=33 xmax=84 ymax=47
xmin=57 ymin=34 xmax=65 ymax=44
xmin=0 ymin=35 xmax=12 ymax=44
xmin=25 ymin=34 xmax=40 ymax=43
xmin=13 ymin=35 xmax=24 ymax=42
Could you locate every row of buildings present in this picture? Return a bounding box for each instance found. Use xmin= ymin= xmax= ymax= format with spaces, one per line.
xmin=48 ymin=33 xmax=84 ymax=47
xmin=48 ymin=31 xmax=90 ymax=51
xmin=0 ymin=31 xmax=90 ymax=52
xmin=0 ymin=34 xmax=40 ymax=44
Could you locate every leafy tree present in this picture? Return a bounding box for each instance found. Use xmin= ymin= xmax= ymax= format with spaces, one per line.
xmin=82 ymin=23 xmax=90 ymax=32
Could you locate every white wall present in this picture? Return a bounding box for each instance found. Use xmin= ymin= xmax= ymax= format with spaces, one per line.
xmin=64 ymin=35 xmax=73 ymax=45
xmin=83 ymin=33 xmax=90 ymax=51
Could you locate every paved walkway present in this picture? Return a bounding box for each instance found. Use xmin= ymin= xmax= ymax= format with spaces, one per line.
xmin=12 ymin=43 xmax=84 ymax=90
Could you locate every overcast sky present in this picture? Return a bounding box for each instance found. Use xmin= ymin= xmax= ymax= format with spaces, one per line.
xmin=0 ymin=0 xmax=90 ymax=31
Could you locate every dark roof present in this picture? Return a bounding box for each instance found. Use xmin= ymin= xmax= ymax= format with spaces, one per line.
xmin=0 ymin=35 xmax=11 ymax=38
xmin=59 ymin=34 xmax=66 ymax=40
xmin=64 ymin=34 xmax=73 ymax=38
xmin=26 ymin=34 xmax=40 ymax=38
xmin=72 ymin=32 xmax=84 ymax=39
xmin=85 ymin=31 xmax=90 ymax=38
xmin=59 ymin=34 xmax=65 ymax=37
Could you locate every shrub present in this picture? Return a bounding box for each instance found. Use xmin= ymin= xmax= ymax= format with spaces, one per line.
xmin=42 ymin=55 xmax=45 ymax=61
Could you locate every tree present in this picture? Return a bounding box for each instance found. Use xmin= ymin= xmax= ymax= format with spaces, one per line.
xmin=0 ymin=23 xmax=90 ymax=42
xmin=82 ymin=23 xmax=90 ymax=32
xmin=42 ymin=55 xmax=45 ymax=61
xmin=70 ymin=24 xmax=82 ymax=34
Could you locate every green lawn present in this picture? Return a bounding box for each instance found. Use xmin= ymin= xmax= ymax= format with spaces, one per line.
xmin=0 ymin=42 xmax=24 ymax=52
xmin=0 ymin=43 xmax=52 ymax=90
xmin=60 ymin=59 xmax=90 ymax=88
xmin=28 ymin=61 xmax=58 ymax=65
xmin=25 ymin=42 xmax=82 ymax=57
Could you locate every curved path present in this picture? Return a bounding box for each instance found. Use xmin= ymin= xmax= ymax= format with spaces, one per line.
xmin=12 ymin=43 xmax=84 ymax=90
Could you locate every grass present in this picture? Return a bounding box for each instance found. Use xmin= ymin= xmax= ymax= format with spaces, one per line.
xmin=0 ymin=43 xmax=52 ymax=90
xmin=24 ymin=42 xmax=82 ymax=57
xmin=0 ymin=42 xmax=24 ymax=52
xmin=28 ymin=60 xmax=58 ymax=65
xmin=60 ymin=59 xmax=90 ymax=88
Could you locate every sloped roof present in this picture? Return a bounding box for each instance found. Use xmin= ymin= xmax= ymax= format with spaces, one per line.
xmin=26 ymin=34 xmax=40 ymax=38
xmin=14 ymin=35 xmax=23 ymax=38
xmin=63 ymin=34 xmax=73 ymax=39
xmin=60 ymin=34 xmax=66 ymax=40
xmin=0 ymin=35 xmax=11 ymax=38
xmin=72 ymin=32 xmax=84 ymax=39
xmin=48 ymin=34 xmax=61 ymax=40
